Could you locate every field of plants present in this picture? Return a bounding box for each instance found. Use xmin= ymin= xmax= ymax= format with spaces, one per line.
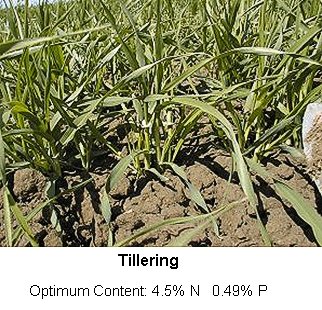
xmin=0 ymin=0 xmax=322 ymax=247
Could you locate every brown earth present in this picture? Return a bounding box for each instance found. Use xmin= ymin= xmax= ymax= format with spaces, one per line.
xmin=0 ymin=146 xmax=320 ymax=247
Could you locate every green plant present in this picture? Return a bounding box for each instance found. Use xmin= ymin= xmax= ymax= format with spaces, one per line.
xmin=1 ymin=0 xmax=322 ymax=247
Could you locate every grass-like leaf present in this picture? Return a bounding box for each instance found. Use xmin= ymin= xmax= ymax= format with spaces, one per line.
xmin=275 ymin=181 xmax=322 ymax=246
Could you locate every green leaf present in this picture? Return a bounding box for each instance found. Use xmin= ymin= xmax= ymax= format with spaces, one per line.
xmin=146 ymin=168 xmax=169 ymax=182
xmin=233 ymin=46 xmax=322 ymax=66
xmin=2 ymin=186 xmax=12 ymax=247
xmin=0 ymin=127 xmax=6 ymax=184
xmin=0 ymin=25 xmax=109 ymax=60
xmin=105 ymin=152 xmax=139 ymax=193
xmin=4 ymin=187 xmax=38 ymax=247
xmin=100 ymin=188 xmax=112 ymax=225
xmin=279 ymin=145 xmax=305 ymax=159
xmin=165 ymin=162 xmax=208 ymax=212
xmin=167 ymin=219 xmax=211 ymax=247
xmin=275 ymin=181 xmax=322 ymax=246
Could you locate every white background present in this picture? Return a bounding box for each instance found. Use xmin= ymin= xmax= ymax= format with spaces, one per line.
xmin=0 ymin=248 xmax=320 ymax=309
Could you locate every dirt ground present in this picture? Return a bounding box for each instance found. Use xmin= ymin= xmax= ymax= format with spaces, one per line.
xmin=0 ymin=143 xmax=320 ymax=247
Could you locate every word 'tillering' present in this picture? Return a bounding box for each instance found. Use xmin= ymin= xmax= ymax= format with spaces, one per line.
xmin=118 ymin=253 xmax=179 ymax=269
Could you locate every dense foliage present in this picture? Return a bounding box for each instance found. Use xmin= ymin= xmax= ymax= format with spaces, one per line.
xmin=1 ymin=0 xmax=322 ymax=246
